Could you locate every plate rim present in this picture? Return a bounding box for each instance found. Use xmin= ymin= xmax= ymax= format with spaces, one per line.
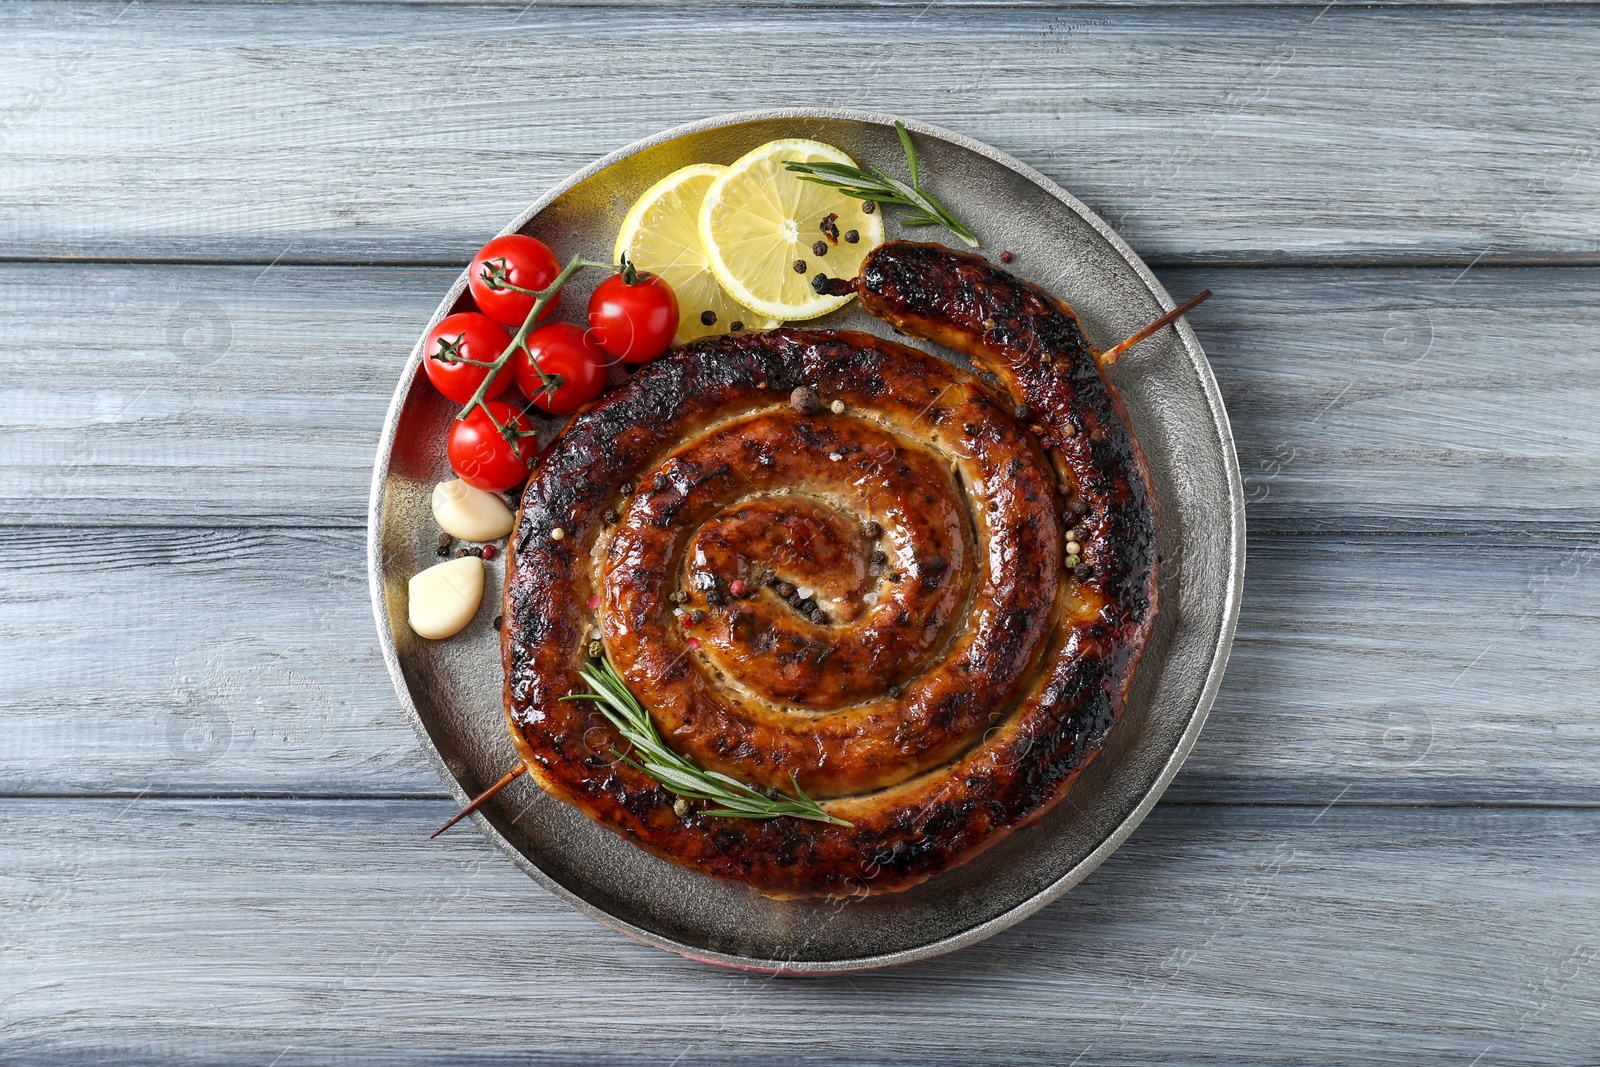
xmin=367 ymin=106 xmax=1246 ymax=974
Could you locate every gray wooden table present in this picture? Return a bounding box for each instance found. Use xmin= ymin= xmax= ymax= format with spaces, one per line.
xmin=4 ymin=2 xmax=1599 ymax=1063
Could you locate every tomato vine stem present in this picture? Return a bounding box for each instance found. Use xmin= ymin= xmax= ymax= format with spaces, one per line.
xmin=455 ymin=253 xmax=610 ymax=431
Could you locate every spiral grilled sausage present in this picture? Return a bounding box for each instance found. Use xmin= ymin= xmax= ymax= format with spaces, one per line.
xmin=502 ymin=242 xmax=1157 ymax=898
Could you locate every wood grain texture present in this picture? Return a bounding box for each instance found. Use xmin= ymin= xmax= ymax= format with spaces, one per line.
xmin=3 ymin=798 xmax=1597 ymax=1064
xmin=4 ymin=525 xmax=1597 ymax=804
xmin=2 ymin=263 xmax=1596 ymax=532
xmin=3 ymin=3 xmax=1598 ymax=263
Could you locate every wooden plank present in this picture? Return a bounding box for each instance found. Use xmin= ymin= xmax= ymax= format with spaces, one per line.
xmin=1 ymin=262 xmax=1596 ymax=532
xmin=3 ymin=526 xmax=1597 ymax=804
xmin=2 ymin=798 xmax=1596 ymax=1062
xmin=3 ymin=4 xmax=1598 ymax=262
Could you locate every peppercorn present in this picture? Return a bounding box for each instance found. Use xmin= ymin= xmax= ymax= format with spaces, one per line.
xmin=435 ymin=544 xmax=451 ymax=557
xmin=829 ymin=399 xmax=846 ymax=415
xmin=588 ymin=640 xmax=603 ymax=658
xmin=862 ymin=519 xmax=883 ymax=539
xmin=653 ymin=473 xmax=668 ymax=491
xmin=811 ymin=273 xmax=831 ymax=294
xmin=706 ymin=590 xmax=724 ymax=607
xmin=492 ymin=615 xmax=504 ymax=631
xmin=729 ymin=579 xmax=748 ymax=598
xmin=887 ymin=684 xmax=903 ymax=698
xmin=1070 ymin=497 xmax=1090 ymax=515
xmin=793 ymin=259 xmax=807 ymax=274
xmin=549 ymin=528 xmax=565 ymax=541
xmin=870 ymin=550 xmax=887 ymax=565
xmin=1015 ymin=405 xmax=1031 ymax=420
xmin=620 ymin=482 xmax=634 ymax=496
xmin=700 ymin=309 xmax=716 ymax=326
xmin=730 ymin=320 xmax=743 ymax=331
xmin=436 ymin=531 xmax=452 ymax=550
xmin=480 ymin=544 xmax=497 ymax=560
xmin=454 ymin=547 xmax=471 ymax=558
xmin=691 ymin=608 xmax=706 ymax=624
xmin=844 ymin=229 xmax=859 ymax=244
xmin=776 ymin=582 xmax=795 ymax=598
xmin=673 ymin=797 xmax=691 ymax=819
xmin=669 ymin=591 xmax=685 ymax=605
xmin=603 ymin=509 xmax=619 ymax=524
xmin=790 ymin=386 xmax=821 ymax=415
xmin=861 ymin=200 xmax=876 ymax=214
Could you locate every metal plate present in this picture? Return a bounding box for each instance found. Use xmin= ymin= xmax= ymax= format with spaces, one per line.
xmin=367 ymin=108 xmax=1245 ymax=973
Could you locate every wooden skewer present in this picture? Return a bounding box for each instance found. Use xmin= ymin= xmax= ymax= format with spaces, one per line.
xmin=1100 ymin=289 xmax=1212 ymax=366
xmin=430 ymin=762 xmax=527 ymax=839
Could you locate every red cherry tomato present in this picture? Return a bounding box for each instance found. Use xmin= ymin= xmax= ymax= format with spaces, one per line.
xmin=514 ymin=322 xmax=608 ymax=414
xmin=421 ymin=312 xmax=513 ymax=404
xmin=469 ymin=235 xmax=562 ymax=330
xmin=587 ymin=268 xmax=679 ymax=364
xmin=447 ymin=400 xmax=538 ymax=492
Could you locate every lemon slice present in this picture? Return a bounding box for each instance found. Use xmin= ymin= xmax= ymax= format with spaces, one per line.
xmin=614 ymin=164 xmax=778 ymax=344
xmin=699 ymin=139 xmax=885 ymax=321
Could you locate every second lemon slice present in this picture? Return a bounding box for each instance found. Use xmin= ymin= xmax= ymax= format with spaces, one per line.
xmin=614 ymin=164 xmax=778 ymax=345
xmin=699 ymin=139 xmax=885 ymax=322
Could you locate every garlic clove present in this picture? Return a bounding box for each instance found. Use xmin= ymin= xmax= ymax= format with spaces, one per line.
xmin=407 ymin=556 xmax=484 ymax=639
xmin=431 ymin=479 xmax=515 ymax=542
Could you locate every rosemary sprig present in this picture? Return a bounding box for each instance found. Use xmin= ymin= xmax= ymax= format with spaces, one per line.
xmin=783 ymin=120 xmax=979 ymax=248
xmin=562 ymin=657 xmax=851 ymax=827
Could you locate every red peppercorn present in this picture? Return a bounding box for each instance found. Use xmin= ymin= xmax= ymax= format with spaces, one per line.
xmin=479 ymin=544 xmax=497 ymax=560
xmin=729 ymin=580 xmax=748 ymax=598
xmin=680 ymin=614 xmax=692 ymax=628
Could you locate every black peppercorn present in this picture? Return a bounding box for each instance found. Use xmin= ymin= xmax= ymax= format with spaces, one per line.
xmin=887 ymin=684 xmax=903 ymax=699
xmin=603 ymin=509 xmax=619 ymax=524
xmin=620 ymin=482 xmax=634 ymax=496
xmin=776 ymin=582 xmax=795 ymax=598
xmin=793 ymin=259 xmax=807 ymax=274
xmin=844 ymin=229 xmax=859 ymax=244
xmin=706 ymin=590 xmax=724 ymax=607
xmin=862 ymin=519 xmax=882 ymax=539
xmin=492 ymin=615 xmax=503 ymax=631
xmin=436 ymin=531 xmax=452 ymax=549
xmin=700 ymin=309 xmax=716 ymax=326
xmin=653 ymin=473 xmax=668 ymax=491
xmin=691 ymin=609 xmax=706 ymax=624
xmin=730 ymin=320 xmax=743 ymax=331
xmin=861 ymin=200 xmax=876 ymax=214
xmin=790 ymin=386 xmax=821 ymax=415
xmin=812 ymin=240 xmax=828 ymax=257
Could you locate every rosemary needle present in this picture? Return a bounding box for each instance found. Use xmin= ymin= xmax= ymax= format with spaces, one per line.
xmin=563 ymin=656 xmax=852 ymax=827
xmin=783 ymin=120 xmax=980 ymax=248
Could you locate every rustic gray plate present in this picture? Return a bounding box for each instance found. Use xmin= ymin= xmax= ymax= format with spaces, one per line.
xmin=367 ymin=108 xmax=1244 ymax=973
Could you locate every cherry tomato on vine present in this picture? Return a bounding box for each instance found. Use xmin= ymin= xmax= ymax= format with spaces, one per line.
xmin=514 ymin=322 xmax=608 ymax=415
xmin=421 ymin=312 xmax=513 ymax=404
xmin=587 ymin=262 xmax=679 ymax=364
xmin=447 ymin=400 xmax=538 ymax=492
xmin=469 ymin=234 xmax=563 ymax=330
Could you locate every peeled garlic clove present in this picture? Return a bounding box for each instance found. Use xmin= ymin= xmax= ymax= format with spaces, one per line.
xmin=408 ymin=556 xmax=484 ymax=640
xmin=431 ymin=479 xmax=515 ymax=542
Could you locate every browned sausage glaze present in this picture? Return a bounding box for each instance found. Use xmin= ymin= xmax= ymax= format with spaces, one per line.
xmin=501 ymin=241 xmax=1157 ymax=898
